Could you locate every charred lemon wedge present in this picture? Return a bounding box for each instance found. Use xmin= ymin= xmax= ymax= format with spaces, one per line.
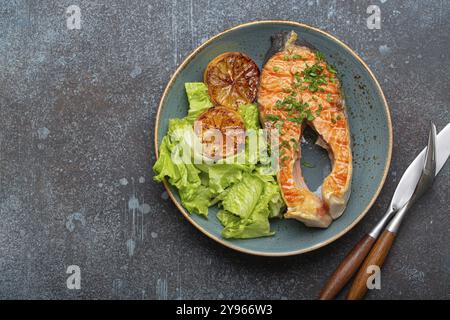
xmin=204 ymin=52 xmax=260 ymax=110
xmin=194 ymin=106 xmax=245 ymax=160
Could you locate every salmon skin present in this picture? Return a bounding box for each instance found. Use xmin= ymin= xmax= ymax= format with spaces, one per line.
xmin=258 ymin=31 xmax=352 ymax=228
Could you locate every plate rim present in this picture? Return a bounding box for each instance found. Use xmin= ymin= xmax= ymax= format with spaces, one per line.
xmin=154 ymin=20 xmax=393 ymax=257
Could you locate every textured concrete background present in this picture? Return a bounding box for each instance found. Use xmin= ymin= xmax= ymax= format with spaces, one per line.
xmin=0 ymin=0 xmax=449 ymax=299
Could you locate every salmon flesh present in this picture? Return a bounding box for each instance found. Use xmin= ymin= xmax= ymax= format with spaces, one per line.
xmin=257 ymin=31 xmax=352 ymax=228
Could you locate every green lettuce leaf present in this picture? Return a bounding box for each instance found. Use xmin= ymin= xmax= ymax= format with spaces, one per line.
xmin=153 ymin=120 xmax=212 ymax=217
xmin=253 ymin=172 xmax=285 ymax=218
xmin=217 ymin=209 xmax=273 ymax=239
xmin=261 ymin=179 xmax=285 ymax=219
xmin=153 ymin=136 xmax=178 ymax=183
xmin=180 ymin=185 xmax=212 ymax=217
xmin=244 ymin=128 xmax=274 ymax=166
xmin=237 ymin=104 xmax=273 ymax=166
xmin=221 ymin=173 xmax=264 ymax=218
xmin=217 ymin=172 xmax=285 ymax=239
xmin=208 ymin=164 xmax=244 ymax=195
xmin=153 ymin=135 xmax=199 ymax=190
xmin=185 ymin=82 xmax=213 ymax=122
xmin=238 ymin=103 xmax=260 ymax=130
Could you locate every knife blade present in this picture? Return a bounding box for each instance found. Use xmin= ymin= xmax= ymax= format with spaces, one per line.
xmin=388 ymin=123 xmax=450 ymax=212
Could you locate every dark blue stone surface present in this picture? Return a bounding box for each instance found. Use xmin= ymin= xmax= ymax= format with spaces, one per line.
xmin=0 ymin=0 xmax=448 ymax=299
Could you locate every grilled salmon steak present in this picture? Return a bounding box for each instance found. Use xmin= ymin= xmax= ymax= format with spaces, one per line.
xmin=258 ymin=31 xmax=352 ymax=228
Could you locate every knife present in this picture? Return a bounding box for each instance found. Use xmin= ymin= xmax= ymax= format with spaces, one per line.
xmin=319 ymin=123 xmax=450 ymax=300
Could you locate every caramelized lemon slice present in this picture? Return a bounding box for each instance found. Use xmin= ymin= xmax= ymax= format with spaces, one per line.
xmin=194 ymin=106 xmax=245 ymax=159
xmin=204 ymin=52 xmax=260 ymax=110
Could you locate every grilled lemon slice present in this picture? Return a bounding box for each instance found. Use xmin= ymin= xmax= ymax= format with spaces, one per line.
xmin=194 ymin=106 xmax=245 ymax=159
xmin=204 ymin=52 xmax=260 ymax=110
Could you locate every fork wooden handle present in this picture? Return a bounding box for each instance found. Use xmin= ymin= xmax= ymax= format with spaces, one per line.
xmin=346 ymin=229 xmax=396 ymax=300
xmin=318 ymin=234 xmax=376 ymax=300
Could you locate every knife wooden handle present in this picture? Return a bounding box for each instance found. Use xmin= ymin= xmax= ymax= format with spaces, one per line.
xmin=346 ymin=229 xmax=396 ymax=300
xmin=318 ymin=234 xmax=376 ymax=300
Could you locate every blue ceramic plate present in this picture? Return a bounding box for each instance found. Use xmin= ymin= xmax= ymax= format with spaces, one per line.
xmin=155 ymin=21 xmax=392 ymax=256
